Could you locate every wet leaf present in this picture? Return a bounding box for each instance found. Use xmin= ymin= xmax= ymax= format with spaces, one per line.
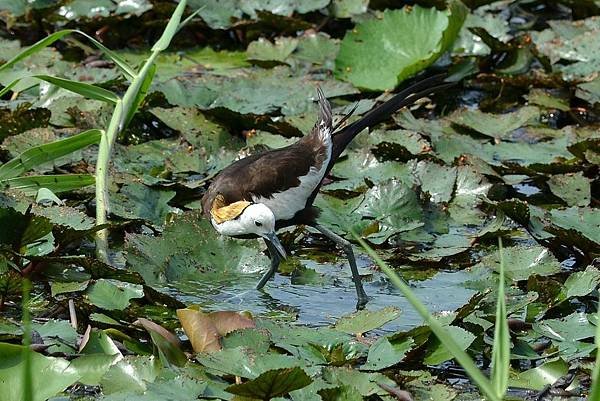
xmin=548 ymin=207 xmax=600 ymax=245
xmin=547 ymin=172 xmax=590 ymax=207
xmin=448 ymin=106 xmax=540 ymax=140
xmin=335 ymin=2 xmax=467 ymax=90
xmin=189 ymin=0 xmax=329 ymax=29
xmin=0 ymin=343 xmax=80 ymax=401
xmin=560 ymin=266 xmax=600 ymax=300
xmin=86 ymin=279 xmax=144 ymax=310
xmin=474 ymin=245 xmax=561 ymax=281
xmin=334 ymin=306 xmax=401 ymax=334
xmin=125 ymin=212 xmax=269 ymax=284
xmin=532 ymin=17 xmax=600 ymax=80
xmin=361 ymin=336 xmax=414 ymax=371
xmin=226 ymin=367 xmax=312 ymax=399
xmin=100 ymin=356 xmax=159 ymax=394
xmin=508 ymin=358 xmax=568 ymax=391
xmin=111 ymin=183 xmax=177 ymax=226
xmin=319 ymin=384 xmax=363 ymax=401
xmin=69 ymin=353 xmax=120 ymax=386
xmin=423 ymin=326 xmax=476 ymax=365
xmin=247 ymin=37 xmax=299 ymax=63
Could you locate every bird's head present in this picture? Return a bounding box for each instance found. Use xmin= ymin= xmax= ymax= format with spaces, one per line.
xmin=210 ymin=200 xmax=286 ymax=258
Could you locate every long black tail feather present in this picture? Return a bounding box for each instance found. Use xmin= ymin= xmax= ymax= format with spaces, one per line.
xmin=330 ymin=74 xmax=454 ymax=162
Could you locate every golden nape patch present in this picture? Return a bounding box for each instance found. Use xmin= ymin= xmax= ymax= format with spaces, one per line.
xmin=210 ymin=195 xmax=251 ymax=224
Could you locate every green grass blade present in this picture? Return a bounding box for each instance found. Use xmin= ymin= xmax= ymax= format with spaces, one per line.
xmin=351 ymin=232 xmax=500 ymax=401
xmin=177 ymin=5 xmax=206 ymax=34
xmin=0 ymin=30 xmax=73 ymax=72
xmin=122 ymin=63 xmax=156 ymax=128
xmin=0 ymin=79 xmax=23 ymax=98
xmin=32 ymin=75 xmax=119 ymax=103
xmin=590 ymin=296 xmax=600 ymax=400
xmin=72 ymin=30 xmax=136 ymax=79
xmin=491 ymin=238 xmax=510 ymax=398
xmin=151 ymin=0 xmax=188 ymax=52
xmin=3 ymin=174 xmax=95 ymax=195
xmin=0 ymin=129 xmax=102 ymax=180
xmin=0 ymin=28 xmax=135 ymax=79
xmin=22 ymin=278 xmax=33 ymax=401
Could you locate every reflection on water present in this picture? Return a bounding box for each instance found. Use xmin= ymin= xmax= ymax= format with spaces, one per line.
xmin=158 ymin=254 xmax=477 ymax=332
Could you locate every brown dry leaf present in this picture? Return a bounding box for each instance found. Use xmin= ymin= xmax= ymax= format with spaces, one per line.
xmin=177 ymin=308 xmax=221 ymax=353
xmin=134 ymin=317 xmax=181 ymax=348
xmin=208 ymin=311 xmax=255 ymax=336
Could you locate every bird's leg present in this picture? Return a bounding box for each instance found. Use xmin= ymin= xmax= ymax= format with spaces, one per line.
xmin=256 ymin=239 xmax=281 ymax=290
xmin=313 ymin=224 xmax=369 ymax=309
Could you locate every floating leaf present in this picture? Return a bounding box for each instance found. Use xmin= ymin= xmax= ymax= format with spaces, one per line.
xmin=508 ymin=358 xmax=568 ymax=391
xmin=361 ymin=336 xmax=414 ymax=371
xmin=334 ymin=306 xmax=401 ymax=334
xmin=424 ymin=326 xmax=476 ymax=365
xmin=86 ymin=279 xmax=144 ymax=310
xmin=0 ymin=343 xmax=80 ymax=401
xmin=335 ymin=2 xmax=467 ymax=90
xmin=547 ymin=172 xmax=590 ymax=207
xmin=226 ymin=367 xmax=312 ymax=399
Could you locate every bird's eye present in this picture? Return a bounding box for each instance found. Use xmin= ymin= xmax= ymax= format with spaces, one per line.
xmin=254 ymin=221 xmax=262 ymax=227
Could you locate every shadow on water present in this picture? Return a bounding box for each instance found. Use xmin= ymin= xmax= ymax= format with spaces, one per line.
xmin=160 ymin=252 xmax=476 ymax=332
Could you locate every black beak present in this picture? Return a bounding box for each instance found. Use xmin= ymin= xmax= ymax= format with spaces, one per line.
xmin=263 ymin=232 xmax=287 ymax=259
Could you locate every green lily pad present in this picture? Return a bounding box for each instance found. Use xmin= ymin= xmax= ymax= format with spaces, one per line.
xmin=226 ymin=367 xmax=312 ymax=399
xmin=508 ymin=358 xmax=568 ymax=391
xmin=125 ymin=211 xmax=270 ymax=284
xmin=548 ymin=206 xmax=600 ymax=245
xmin=423 ymin=325 xmax=475 ymax=365
xmin=70 ymin=353 xmax=120 ymax=386
xmin=356 ymin=180 xmax=424 ymax=244
xmin=335 ymin=2 xmax=467 ymax=90
xmin=0 ymin=343 xmax=80 ymax=401
xmin=547 ymin=172 xmax=590 ymax=207
xmin=331 ymin=0 xmax=368 ymax=18
xmin=294 ymin=32 xmax=340 ymax=69
xmin=86 ymin=279 xmax=144 ymax=310
xmin=318 ymin=384 xmax=363 ymax=401
xmin=361 ymin=336 xmax=414 ymax=371
xmin=188 ymin=0 xmax=329 ymax=29
xmin=448 ymin=106 xmax=540 ymax=140
xmin=100 ymin=356 xmax=160 ymax=394
xmin=532 ymin=17 xmax=600 ymax=80
xmin=334 ymin=306 xmax=401 ymax=334
xmin=474 ymin=245 xmax=561 ymax=282
xmin=533 ymin=312 xmax=597 ymax=342
xmin=111 ymin=183 xmax=177 ymax=226
xmin=560 ymin=266 xmax=600 ymax=300
xmin=247 ymin=37 xmax=299 ymax=63
xmin=31 ymin=319 xmax=78 ymax=354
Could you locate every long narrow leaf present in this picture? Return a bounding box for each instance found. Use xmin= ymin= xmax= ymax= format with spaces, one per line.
xmin=0 ymin=129 xmax=102 ymax=180
xmin=72 ymin=30 xmax=136 ymax=79
xmin=590 ymin=296 xmax=600 ymax=400
xmin=0 ymin=29 xmax=135 ymax=79
xmin=351 ymin=231 xmax=501 ymax=401
xmin=32 ymin=75 xmax=119 ymax=103
xmin=0 ymin=79 xmax=23 ymax=98
xmin=122 ymin=63 xmax=156 ymax=128
xmin=3 ymin=174 xmax=95 ymax=195
xmin=152 ymin=0 xmax=188 ymax=52
xmin=491 ymin=238 xmax=510 ymax=398
xmin=0 ymin=30 xmax=73 ymax=72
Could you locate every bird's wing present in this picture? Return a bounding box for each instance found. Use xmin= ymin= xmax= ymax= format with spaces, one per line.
xmin=201 ymin=145 xmax=318 ymax=215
